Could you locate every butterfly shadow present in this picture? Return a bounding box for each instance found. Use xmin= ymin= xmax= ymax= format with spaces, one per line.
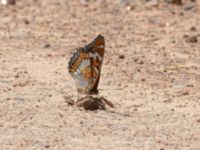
xmin=65 ymin=95 xmax=114 ymax=111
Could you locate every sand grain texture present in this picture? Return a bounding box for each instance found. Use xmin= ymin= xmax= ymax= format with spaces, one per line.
xmin=0 ymin=0 xmax=200 ymax=149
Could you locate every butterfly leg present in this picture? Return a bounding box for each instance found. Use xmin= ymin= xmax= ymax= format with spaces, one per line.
xmin=99 ymin=96 xmax=114 ymax=108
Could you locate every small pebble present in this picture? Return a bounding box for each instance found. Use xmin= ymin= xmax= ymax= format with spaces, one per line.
xmin=119 ymin=54 xmax=125 ymax=59
xmin=126 ymin=5 xmax=135 ymax=11
xmin=1 ymin=0 xmax=16 ymax=5
xmin=145 ymin=0 xmax=158 ymax=8
xmin=190 ymin=26 xmax=196 ymax=31
xmin=184 ymin=3 xmax=195 ymax=11
xmin=44 ymin=44 xmax=51 ymax=48
xmin=185 ymin=36 xmax=198 ymax=43
xmin=14 ymin=74 xmax=19 ymax=78
xmin=24 ymin=19 xmax=30 ymax=25
xmin=45 ymin=145 xmax=50 ymax=149
xmin=182 ymin=91 xmax=189 ymax=95
xmin=138 ymin=60 xmax=144 ymax=65
xmin=164 ymin=0 xmax=182 ymax=5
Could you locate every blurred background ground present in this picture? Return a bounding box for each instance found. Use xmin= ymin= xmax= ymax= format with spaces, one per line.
xmin=0 ymin=0 xmax=200 ymax=149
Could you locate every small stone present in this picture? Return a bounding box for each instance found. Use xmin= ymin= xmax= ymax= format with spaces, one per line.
xmin=170 ymin=39 xmax=176 ymax=43
xmin=172 ymin=0 xmax=182 ymax=5
xmin=47 ymin=53 xmax=52 ymax=57
xmin=190 ymin=26 xmax=196 ymax=31
xmin=182 ymin=91 xmax=189 ymax=95
xmin=45 ymin=145 xmax=50 ymax=149
xmin=116 ymin=0 xmax=131 ymax=6
xmin=138 ymin=60 xmax=144 ymax=65
xmin=44 ymin=44 xmax=51 ymax=48
xmin=145 ymin=0 xmax=158 ymax=8
xmin=134 ymin=58 xmax=139 ymax=62
xmin=163 ymin=99 xmax=172 ymax=103
xmin=14 ymin=74 xmax=19 ymax=78
xmin=119 ymin=54 xmax=125 ymax=59
xmin=186 ymin=84 xmax=194 ymax=87
xmin=24 ymin=19 xmax=30 ymax=25
xmin=1 ymin=0 xmax=16 ymax=5
xmin=179 ymin=12 xmax=184 ymax=16
xmin=183 ymin=34 xmax=189 ymax=38
xmin=126 ymin=5 xmax=135 ymax=11
xmin=185 ymin=36 xmax=198 ymax=43
xmin=164 ymin=0 xmax=182 ymax=5
xmin=164 ymin=0 xmax=172 ymax=3
xmin=183 ymin=3 xmax=195 ymax=11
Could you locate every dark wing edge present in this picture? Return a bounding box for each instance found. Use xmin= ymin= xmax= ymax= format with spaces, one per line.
xmin=89 ymin=34 xmax=105 ymax=94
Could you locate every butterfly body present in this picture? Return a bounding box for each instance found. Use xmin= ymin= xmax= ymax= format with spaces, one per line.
xmin=68 ymin=35 xmax=105 ymax=96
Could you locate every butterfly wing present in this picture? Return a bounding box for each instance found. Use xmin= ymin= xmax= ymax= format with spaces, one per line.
xmin=68 ymin=48 xmax=92 ymax=94
xmin=68 ymin=35 xmax=105 ymax=95
xmin=88 ymin=35 xmax=105 ymax=94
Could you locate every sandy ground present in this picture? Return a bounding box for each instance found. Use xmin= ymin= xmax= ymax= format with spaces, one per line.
xmin=0 ymin=0 xmax=200 ymax=149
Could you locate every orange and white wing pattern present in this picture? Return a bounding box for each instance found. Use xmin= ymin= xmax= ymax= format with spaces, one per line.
xmin=68 ymin=35 xmax=105 ymax=95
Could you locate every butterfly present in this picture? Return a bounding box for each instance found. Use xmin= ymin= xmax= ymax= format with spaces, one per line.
xmin=68 ymin=35 xmax=105 ymax=97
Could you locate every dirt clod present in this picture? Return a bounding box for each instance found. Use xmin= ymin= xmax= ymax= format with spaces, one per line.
xmin=190 ymin=26 xmax=196 ymax=31
xmin=185 ymin=35 xmax=198 ymax=43
xmin=119 ymin=54 xmax=125 ymax=59
xmin=44 ymin=44 xmax=51 ymax=48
